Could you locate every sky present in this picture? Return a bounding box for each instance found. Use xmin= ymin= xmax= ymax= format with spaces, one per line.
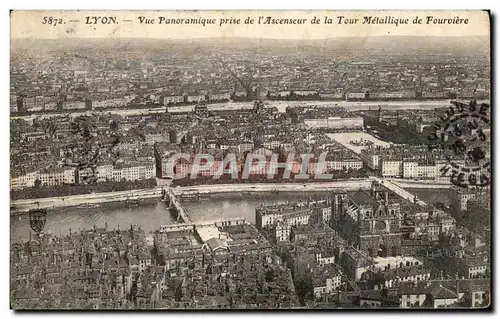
xmin=11 ymin=10 xmax=490 ymax=40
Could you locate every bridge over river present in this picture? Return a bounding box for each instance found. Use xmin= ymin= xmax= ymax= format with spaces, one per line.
xmin=162 ymin=187 xmax=191 ymax=223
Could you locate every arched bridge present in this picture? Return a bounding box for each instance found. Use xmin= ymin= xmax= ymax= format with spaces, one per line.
xmin=162 ymin=187 xmax=191 ymax=223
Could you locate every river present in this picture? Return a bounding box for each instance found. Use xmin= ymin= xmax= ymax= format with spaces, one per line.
xmin=10 ymin=199 xmax=172 ymax=243
xmin=12 ymin=99 xmax=485 ymax=122
xmin=10 ymin=192 xmax=332 ymax=243
xmin=181 ymin=192 xmax=332 ymax=223
xmin=10 ymin=188 xmax=457 ymax=244
xmin=169 ymin=100 xmax=459 ymax=113
xmin=406 ymin=188 xmax=454 ymax=206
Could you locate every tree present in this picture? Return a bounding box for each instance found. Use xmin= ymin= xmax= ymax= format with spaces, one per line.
xmin=295 ymin=275 xmax=313 ymax=304
xmin=174 ymin=284 xmax=183 ymax=301
xmin=265 ymin=268 xmax=276 ymax=282
xmin=34 ymin=179 xmax=42 ymax=188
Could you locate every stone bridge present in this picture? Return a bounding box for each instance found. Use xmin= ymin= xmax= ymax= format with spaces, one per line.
xmin=162 ymin=187 xmax=191 ymax=223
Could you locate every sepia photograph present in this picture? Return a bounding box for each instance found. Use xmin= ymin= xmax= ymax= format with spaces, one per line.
xmin=9 ymin=10 xmax=492 ymax=310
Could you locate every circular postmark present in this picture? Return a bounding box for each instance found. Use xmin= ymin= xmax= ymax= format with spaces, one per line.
xmin=427 ymin=100 xmax=490 ymax=188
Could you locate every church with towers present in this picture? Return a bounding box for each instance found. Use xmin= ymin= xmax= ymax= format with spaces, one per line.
xmin=333 ymin=181 xmax=403 ymax=258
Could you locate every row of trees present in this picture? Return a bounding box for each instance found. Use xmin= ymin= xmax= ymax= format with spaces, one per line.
xmin=11 ymin=179 xmax=157 ymax=200
xmin=171 ymin=169 xmax=368 ymax=187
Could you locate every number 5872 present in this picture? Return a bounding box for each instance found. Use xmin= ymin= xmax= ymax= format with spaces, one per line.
xmin=42 ymin=17 xmax=63 ymax=26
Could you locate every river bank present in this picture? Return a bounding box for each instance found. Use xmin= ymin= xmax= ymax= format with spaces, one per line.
xmin=10 ymin=191 xmax=340 ymax=243
xmin=10 ymin=184 xmax=457 ymax=244
xmin=170 ymin=179 xmax=373 ymax=196
xmin=10 ymin=180 xmax=375 ymax=214
xmin=10 ymin=188 xmax=164 ymax=214
xmin=389 ymin=179 xmax=453 ymax=189
xmin=10 ymin=177 xmax=453 ymax=214
xmin=12 ymin=99 xmax=486 ymax=123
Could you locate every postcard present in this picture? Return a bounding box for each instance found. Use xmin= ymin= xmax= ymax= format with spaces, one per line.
xmin=10 ymin=10 xmax=491 ymax=310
